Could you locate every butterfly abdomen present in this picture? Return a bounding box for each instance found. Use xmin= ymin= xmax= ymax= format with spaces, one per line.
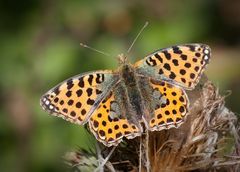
xmin=119 ymin=64 xmax=146 ymax=123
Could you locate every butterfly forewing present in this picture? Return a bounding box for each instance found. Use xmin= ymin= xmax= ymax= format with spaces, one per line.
xmin=40 ymin=70 xmax=119 ymax=125
xmin=134 ymin=44 xmax=211 ymax=89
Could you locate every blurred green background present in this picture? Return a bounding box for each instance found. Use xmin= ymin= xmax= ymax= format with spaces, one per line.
xmin=0 ymin=0 xmax=240 ymax=171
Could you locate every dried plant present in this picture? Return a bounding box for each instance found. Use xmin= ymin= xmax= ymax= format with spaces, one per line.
xmin=65 ymin=81 xmax=240 ymax=172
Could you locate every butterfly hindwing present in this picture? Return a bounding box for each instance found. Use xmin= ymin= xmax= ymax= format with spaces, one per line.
xmin=40 ymin=70 xmax=119 ymax=125
xmin=147 ymin=79 xmax=189 ymax=131
xmin=134 ymin=44 xmax=211 ymax=89
xmin=89 ymin=90 xmax=142 ymax=147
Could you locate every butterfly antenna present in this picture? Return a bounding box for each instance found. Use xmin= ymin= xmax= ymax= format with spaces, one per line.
xmin=127 ymin=21 xmax=149 ymax=53
xmin=80 ymin=43 xmax=111 ymax=57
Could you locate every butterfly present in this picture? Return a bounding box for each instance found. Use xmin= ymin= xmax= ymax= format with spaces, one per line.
xmin=40 ymin=44 xmax=211 ymax=147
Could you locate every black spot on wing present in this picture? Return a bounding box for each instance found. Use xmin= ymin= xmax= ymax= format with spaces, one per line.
xmin=93 ymin=120 xmax=99 ymax=128
xmin=184 ymin=63 xmax=191 ymax=68
xmin=67 ymin=79 xmax=74 ymax=89
xmin=70 ymin=111 xmax=76 ymax=117
xmin=108 ymin=128 xmax=112 ymax=134
xmin=99 ymin=130 xmax=105 ymax=137
xmin=172 ymin=46 xmax=182 ymax=54
xmin=176 ymin=118 xmax=182 ymax=122
xmin=81 ymin=109 xmax=86 ymax=115
xmin=60 ymin=100 xmax=64 ymax=105
xmin=159 ymin=69 xmax=164 ymax=75
xmin=87 ymin=98 xmax=95 ymax=105
xmin=96 ymin=74 xmax=104 ymax=84
xmin=154 ymin=53 xmax=163 ymax=63
xmin=190 ymin=73 xmax=195 ymax=79
xmin=76 ymin=89 xmax=83 ymax=97
xmin=180 ymin=69 xmax=186 ymax=75
xmin=163 ymin=50 xmax=171 ymax=60
xmin=195 ymin=52 xmax=201 ymax=57
xmin=192 ymin=58 xmax=198 ymax=62
xmin=169 ymin=72 xmax=176 ymax=79
xmin=116 ymin=132 xmax=122 ymax=138
xmin=146 ymin=59 xmax=151 ymax=66
xmin=76 ymin=102 xmax=82 ymax=108
xmin=54 ymin=97 xmax=59 ymax=103
xmin=194 ymin=66 xmax=199 ymax=72
xmin=172 ymin=59 xmax=179 ymax=66
xmin=179 ymin=106 xmax=185 ymax=113
xmin=67 ymin=99 xmax=74 ymax=105
xmin=78 ymin=77 xmax=84 ymax=88
xmin=181 ymin=78 xmax=186 ymax=83
xmin=163 ymin=63 xmax=171 ymax=70
xmin=149 ymin=57 xmax=157 ymax=66
xmin=187 ymin=45 xmax=195 ymax=52
xmin=86 ymin=88 xmax=93 ymax=97
xmin=63 ymin=108 xmax=68 ymax=113
xmin=180 ymin=54 xmax=187 ymax=60
xmin=88 ymin=75 xmax=94 ymax=85
xmin=96 ymin=89 xmax=102 ymax=95
xmin=167 ymin=118 xmax=174 ymax=123
xmin=66 ymin=91 xmax=72 ymax=97
xmin=53 ymin=86 xmax=60 ymax=95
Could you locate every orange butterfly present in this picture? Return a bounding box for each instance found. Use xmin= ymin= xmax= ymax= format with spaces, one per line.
xmin=41 ymin=44 xmax=211 ymax=147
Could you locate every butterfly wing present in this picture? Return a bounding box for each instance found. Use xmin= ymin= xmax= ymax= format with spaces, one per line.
xmin=134 ymin=44 xmax=211 ymax=89
xmin=88 ymin=89 xmax=142 ymax=147
xmin=145 ymin=79 xmax=189 ymax=131
xmin=40 ymin=70 xmax=120 ymax=125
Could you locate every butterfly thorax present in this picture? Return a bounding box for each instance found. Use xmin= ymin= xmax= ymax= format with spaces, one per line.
xmin=120 ymin=63 xmax=137 ymax=87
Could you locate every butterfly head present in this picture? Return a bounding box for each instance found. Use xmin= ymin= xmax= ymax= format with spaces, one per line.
xmin=118 ymin=53 xmax=128 ymax=65
xmin=117 ymin=53 xmax=135 ymax=80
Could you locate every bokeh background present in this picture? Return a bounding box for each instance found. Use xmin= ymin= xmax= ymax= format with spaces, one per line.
xmin=1 ymin=0 xmax=240 ymax=171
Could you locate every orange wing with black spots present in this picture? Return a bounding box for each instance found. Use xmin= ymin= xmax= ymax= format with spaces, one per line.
xmin=89 ymin=91 xmax=142 ymax=147
xmin=147 ymin=79 xmax=189 ymax=131
xmin=40 ymin=71 xmax=119 ymax=125
xmin=134 ymin=44 xmax=211 ymax=89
